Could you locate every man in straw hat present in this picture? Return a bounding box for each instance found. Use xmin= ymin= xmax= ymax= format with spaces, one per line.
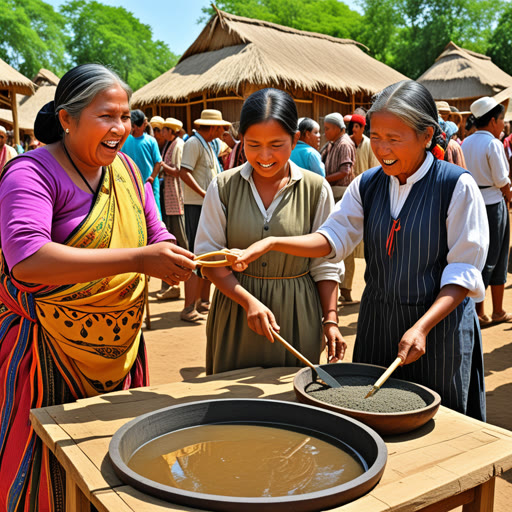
xmin=179 ymin=109 xmax=231 ymax=322
xmin=462 ymin=96 xmax=512 ymax=326
xmin=157 ymin=117 xmax=187 ymax=301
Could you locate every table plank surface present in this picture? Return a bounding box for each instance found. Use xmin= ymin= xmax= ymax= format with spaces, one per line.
xmin=30 ymin=367 xmax=512 ymax=512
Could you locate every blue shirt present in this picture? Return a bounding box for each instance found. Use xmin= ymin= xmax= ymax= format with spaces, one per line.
xmin=290 ymin=141 xmax=325 ymax=177
xmin=121 ymin=133 xmax=162 ymax=218
xmin=121 ymin=133 xmax=161 ymax=181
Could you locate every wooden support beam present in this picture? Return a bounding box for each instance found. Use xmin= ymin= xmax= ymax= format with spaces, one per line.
xmin=11 ymin=91 xmax=20 ymax=146
xmin=313 ymin=94 xmax=319 ymax=123
xmin=311 ymin=91 xmax=353 ymax=106
xmin=186 ymin=104 xmax=191 ymax=134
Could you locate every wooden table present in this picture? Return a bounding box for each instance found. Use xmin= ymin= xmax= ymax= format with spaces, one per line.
xmin=30 ymin=367 xmax=512 ymax=512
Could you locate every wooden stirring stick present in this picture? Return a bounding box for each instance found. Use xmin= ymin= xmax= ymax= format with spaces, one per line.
xmin=364 ymin=356 xmax=403 ymax=398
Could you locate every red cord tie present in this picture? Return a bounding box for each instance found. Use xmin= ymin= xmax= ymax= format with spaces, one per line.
xmin=386 ymin=219 xmax=401 ymax=257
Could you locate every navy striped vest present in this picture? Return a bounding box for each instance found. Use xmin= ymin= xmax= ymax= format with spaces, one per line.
xmin=359 ymin=158 xmax=467 ymax=306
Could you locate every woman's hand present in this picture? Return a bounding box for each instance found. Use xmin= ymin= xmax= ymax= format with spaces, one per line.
xmin=232 ymin=238 xmax=274 ymax=272
xmin=244 ymin=296 xmax=280 ymax=342
xmin=397 ymin=325 xmax=427 ymax=365
xmin=323 ymin=324 xmax=346 ymax=363
xmin=139 ymin=242 xmax=196 ymax=285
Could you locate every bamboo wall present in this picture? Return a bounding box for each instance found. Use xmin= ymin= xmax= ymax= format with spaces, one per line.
xmin=139 ymin=84 xmax=374 ymax=135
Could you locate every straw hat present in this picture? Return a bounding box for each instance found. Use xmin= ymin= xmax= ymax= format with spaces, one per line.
xmin=149 ymin=116 xmax=165 ymax=130
xmin=194 ymin=109 xmax=231 ymax=126
xmin=435 ymin=101 xmax=451 ymax=114
xmin=163 ymin=117 xmax=183 ymax=132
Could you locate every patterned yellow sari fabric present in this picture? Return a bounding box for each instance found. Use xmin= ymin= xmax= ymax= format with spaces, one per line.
xmin=35 ymin=153 xmax=148 ymax=396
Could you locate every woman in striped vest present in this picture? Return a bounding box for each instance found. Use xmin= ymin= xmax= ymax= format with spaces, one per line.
xmin=234 ymin=80 xmax=489 ymax=421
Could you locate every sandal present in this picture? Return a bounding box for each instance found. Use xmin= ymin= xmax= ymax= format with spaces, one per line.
xmin=478 ymin=314 xmax=492 ymax=327
xmin=491 ymin=312 xmax=512 ymax=325
xmin=180 ymin=305 xmax=205 ymax=323
xmin=196 ymin=300 xmax=210 ymax=315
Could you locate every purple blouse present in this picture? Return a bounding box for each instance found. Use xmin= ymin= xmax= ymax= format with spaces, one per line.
xmin=0 ymin=147 xmax=172 ymax=270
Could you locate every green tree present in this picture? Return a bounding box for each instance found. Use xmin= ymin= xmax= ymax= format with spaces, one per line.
xmin=61 ymin=0 xmax=179 ymax=90
xmin=0 ymin=0 xmax=67 ymax=78
xmin=202 ymin=0 xmax=363 ymax=40
xmin=360 ymin=0 xmax=505 ymax=79
xmin=487 ymin=3 xmax=512 ymax=76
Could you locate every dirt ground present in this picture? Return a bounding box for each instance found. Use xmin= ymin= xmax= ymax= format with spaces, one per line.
xmin=143 ymin=256 xmax=512 ymax=511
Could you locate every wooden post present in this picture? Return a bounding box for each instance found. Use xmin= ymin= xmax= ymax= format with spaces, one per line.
xmin=351 ymin=93 xmax=356 ymax=114
xmin=186 ymin=103 xmax=191 ymax=134
xmin=313 ymin=94 xmax=319 ymax=124
xmin=11 ymin=91 xmax=20 ymax=146
xmin=202 ymin=93 xmax=207 ymax=110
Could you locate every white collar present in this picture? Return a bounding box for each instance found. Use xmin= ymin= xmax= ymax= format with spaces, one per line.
xmin=390 ymin=151 xmax=434 ymax=186
xmin=240 ymin=160 xmax=304 ymax=183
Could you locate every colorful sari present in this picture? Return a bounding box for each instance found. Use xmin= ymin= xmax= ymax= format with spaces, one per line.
xmin=0 ymin=153 xmax=149 ymax=511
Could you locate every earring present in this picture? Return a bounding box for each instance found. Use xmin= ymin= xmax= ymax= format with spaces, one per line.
xmin=65 ymin=128 xmax=70 ymax=134
xmin=426 ymin=139 xmax=432 ymax=149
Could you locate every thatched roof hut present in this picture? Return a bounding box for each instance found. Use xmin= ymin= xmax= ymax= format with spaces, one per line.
xmin=132 ymin=7 xmax=407 ymax=132
xmin=0 ymin=69 xmax=59 ymax=138
xmin=417 ymin=42 xmax=512 ymax=112
xmin=0 ymin=58 xmax=35 ymax=144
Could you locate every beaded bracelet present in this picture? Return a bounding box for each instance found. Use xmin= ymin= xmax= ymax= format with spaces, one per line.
xmin=322 ymin=320 xmax=339 ymax=326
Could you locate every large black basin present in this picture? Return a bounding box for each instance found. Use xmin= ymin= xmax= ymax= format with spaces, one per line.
xmin=109 ymin=398 xmax=387 ymax=511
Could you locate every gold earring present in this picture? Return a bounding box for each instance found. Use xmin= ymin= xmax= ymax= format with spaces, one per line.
xmin=65 ymin=128 xmax=70 ymax=134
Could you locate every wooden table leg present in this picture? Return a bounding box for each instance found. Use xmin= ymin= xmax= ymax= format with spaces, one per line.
xmin=462 ymin=477 xmax=496 ymax=512
xmin=66 ymin=475 xmax=90 ymax=512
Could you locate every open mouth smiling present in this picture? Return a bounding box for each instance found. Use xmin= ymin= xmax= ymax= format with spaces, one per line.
xmin=258 ymin=162 xmax=275 ymax=169
xmin=102 ymin=140 xmax=121 ymax=150
xmin=382 ymin=159 xmax=397 ymax=165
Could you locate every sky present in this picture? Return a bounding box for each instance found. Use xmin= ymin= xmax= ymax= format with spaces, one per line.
xmin=45 ymin=0 xmax=361 ymax=56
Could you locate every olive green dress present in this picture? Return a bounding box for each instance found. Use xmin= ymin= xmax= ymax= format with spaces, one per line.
xmin=205 ymin=166 xmax=325 ymax=375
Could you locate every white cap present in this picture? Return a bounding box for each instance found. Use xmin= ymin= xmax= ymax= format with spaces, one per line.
xmin=470 ymin=97 xmax=499 ymax=119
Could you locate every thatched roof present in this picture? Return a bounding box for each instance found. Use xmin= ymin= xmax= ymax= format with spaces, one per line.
xmin=417 ymin=42 xmax=512 ymax=100
xmin=33 ymin=69 xmax=60 ymax=87
xmin=0 ymin=58 xmax=35 ymax=96
xmin=0 ymin=85 xmax=57 ymax=132
xmin=132 ymin=9 xmax=407 ymax=106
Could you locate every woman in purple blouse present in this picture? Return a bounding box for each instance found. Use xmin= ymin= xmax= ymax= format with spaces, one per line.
xmin=0 ymin=64 xmax=196 ymax=511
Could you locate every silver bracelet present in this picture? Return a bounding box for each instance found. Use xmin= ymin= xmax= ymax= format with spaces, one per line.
xmin=322 ymin=320 xmax=339 ymax=326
